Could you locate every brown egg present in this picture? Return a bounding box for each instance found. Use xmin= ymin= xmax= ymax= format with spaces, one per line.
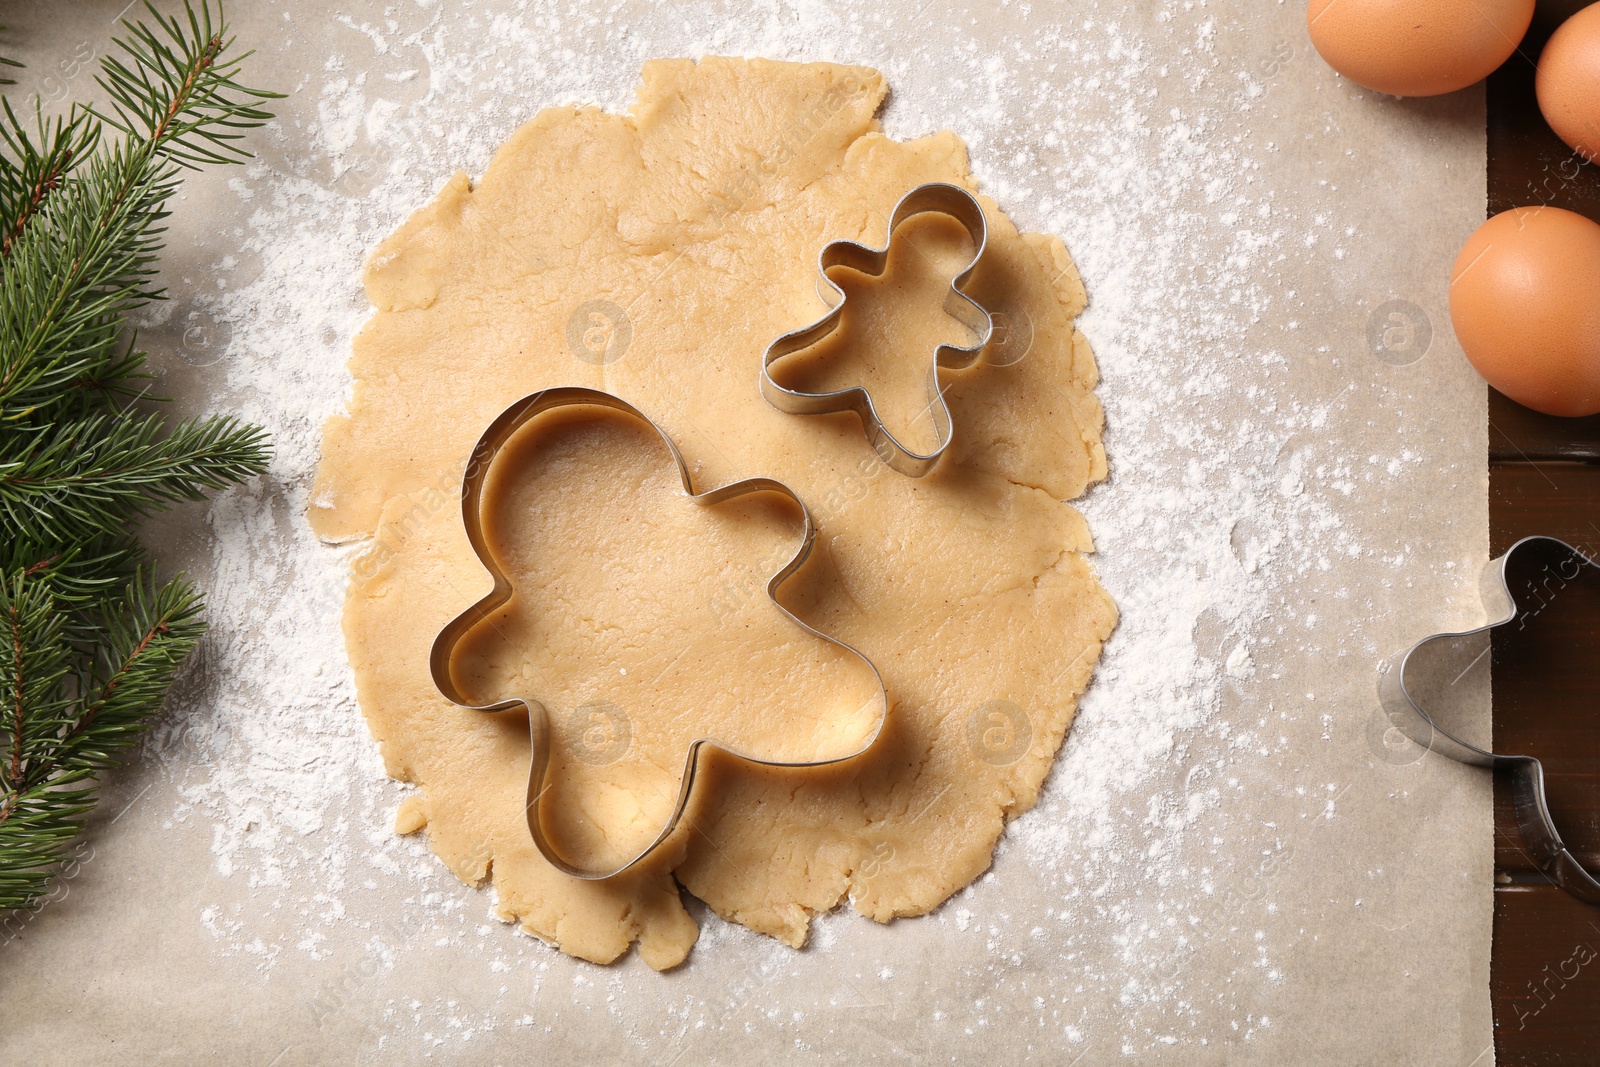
xmin=1449 ymin=207 xmax=1600 ymax=417
xmin=1307 ymin=0 xmax=1534 ymax=96
xmin=1536 ymin=3 xmax=1600 ymax=164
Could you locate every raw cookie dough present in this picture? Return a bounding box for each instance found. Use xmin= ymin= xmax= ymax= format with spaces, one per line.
xmin=311 ymin=57 xmax=1116 ymax=970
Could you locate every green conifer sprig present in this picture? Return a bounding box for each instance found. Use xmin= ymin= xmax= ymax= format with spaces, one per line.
xmin=0 ymin=2 xmax=279 ymax=913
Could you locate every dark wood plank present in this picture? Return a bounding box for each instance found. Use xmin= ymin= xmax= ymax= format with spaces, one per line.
xmin=1487 ymin=0 xmax=1600 ymax=223
xmin=1492 ymin=884 xmax=1600 ymax=1066
xmin=1491 ymin=461 xmax=1600 ymax=557
xmin=1487 ymin=468 xmax=1600 ymax=875
xmin=1490 ymin=392 xmax=1600 ymax=464
xmin=1486 ymin=4 xmax=1600 ymax=1050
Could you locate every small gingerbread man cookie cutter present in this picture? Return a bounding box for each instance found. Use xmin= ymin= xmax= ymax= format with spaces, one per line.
xmin=1379 ymin=535 xmax=1600 ymax=904
xmin=429 ymin=387 xmax=888 ymax=881
xmin=760 ymin=182 xmax=993 ymax=478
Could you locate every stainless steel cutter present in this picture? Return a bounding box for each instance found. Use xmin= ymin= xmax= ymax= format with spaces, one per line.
xmin=429 ymin=387 xmax=888 ymax=881
xmin=760 ymin=182 xmax=993 ymax=478
xmin=1380 ymin=535 xmax=1600 ymax=904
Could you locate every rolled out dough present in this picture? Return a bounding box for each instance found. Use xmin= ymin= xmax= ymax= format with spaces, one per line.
xmin=311 ymin=57 xmax=1116 ymax=970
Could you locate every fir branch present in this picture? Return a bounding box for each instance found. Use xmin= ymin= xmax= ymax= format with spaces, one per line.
xmin=0 ymin=1 xmax=274 ymax=915
xmin=0 ymin=0 xmax=278 ymax=423
xmin=0 ymin=135 xmax=173 ymax=420
xmin=46 ymin=573 xmax=206 ymax=780
xmin=0 ymin=571 xmax=80 ymax=905
xmin=0 ymin=412 xmax=269 ymax=543
xmin=95 ymin=2 xmax=278 ymax=169
xmin=0 ymin=101 xmax=98 ymax=260
xmin=0 ymin=573 xmax=205 ymax=909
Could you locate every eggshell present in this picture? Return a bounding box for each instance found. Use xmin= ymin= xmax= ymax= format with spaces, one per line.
xmin=1449 ymin=207 xmax=1600 ymax=417
xmin=1536 ymin=3 xmax=1600 ymax=164
xmin=1307 ymin=0 xmax=1534 ymax=96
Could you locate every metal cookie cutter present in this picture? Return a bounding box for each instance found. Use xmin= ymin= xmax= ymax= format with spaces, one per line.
xmin=429 ymin=387 xmax=888 ymax=881
xmin=1379 ymin=535 xmax=1600 ymax=904
xmin=760 ymin=182 xmax=993 ymax=478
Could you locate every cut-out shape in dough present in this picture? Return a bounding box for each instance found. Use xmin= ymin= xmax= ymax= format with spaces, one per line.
xmin=430 ymin=387 xmax=888 ymax=880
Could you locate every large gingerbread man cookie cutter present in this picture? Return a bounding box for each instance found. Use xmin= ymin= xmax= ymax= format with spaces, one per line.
xmin=1380 ymin=535 xmax=1600 ymax=904
xmin=429 ymin=387 xmax=888 ymax=880
xmin=760 ymin=182 xmax=993 ymax=478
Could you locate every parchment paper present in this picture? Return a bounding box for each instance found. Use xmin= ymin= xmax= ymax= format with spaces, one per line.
xmin=0 ymin=2 xmax=1492 ymax=1063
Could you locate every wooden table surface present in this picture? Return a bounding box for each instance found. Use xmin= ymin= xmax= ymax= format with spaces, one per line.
xmin=1484 ymin=1 xmax=1600 ymax=1061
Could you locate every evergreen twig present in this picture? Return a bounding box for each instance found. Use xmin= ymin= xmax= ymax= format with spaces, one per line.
xmin=0 ymin=2 xmax=276 ymax=914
